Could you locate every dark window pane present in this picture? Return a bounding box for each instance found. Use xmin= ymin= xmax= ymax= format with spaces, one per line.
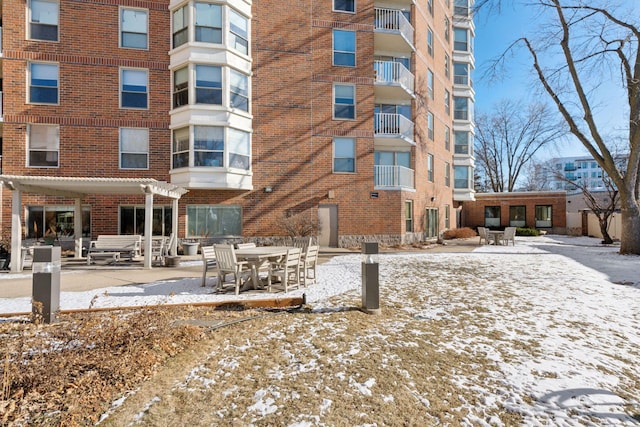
xmin=230 ymin=93 xmax=248 ymax=111
xmin=29 ymin=151 xmax=58 ymax=167
xmin=196 ymin=88 xmax=222 ymax=104
xmin=31 ymin=23 xmax=58 ymax=41
xmin=30 ymin=87 xmax=57 ymax=103
xmin=334 ymin=158 xmax=354 ymax=172
xmin=196 ymin=27 xmax=222 ymax=43
xmin=122 ymin=33 xmax=147 ymax=49
xmin=335 ymin=105 xmax=354 ymax=119
xmin=173 ymin=28 xmax=188 ymax=48
xmin=335 ymin=0 xmax=355 ymax=11
xmin=334 ymin=52 xmax=355 ymax=66
xmin=122 ymin=92 xmax=147 ymax=108
xmin=195 ymin=152 xmax=224 ymax=167
xmin=173 ymin=152 xmax=189 ymax=169
xmin=121 ymin=153 xmax=147 ymax=169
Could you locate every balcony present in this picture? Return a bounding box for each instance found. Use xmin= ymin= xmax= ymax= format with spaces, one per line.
xmin=374 ymin=8 xmax=415 ymax=52
xmin=374 ymin=61 xmax=415 ymax=98
xmin=374 ymin=165 xmax=415 ymax=190
xmin=564 ymin=164 xmax=577 ymax=171
xmin=374 ymin=113 xmax=415 ymax=147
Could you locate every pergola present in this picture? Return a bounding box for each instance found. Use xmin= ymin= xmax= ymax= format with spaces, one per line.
xmin=0 ymin=175 xmax=188 ymax=272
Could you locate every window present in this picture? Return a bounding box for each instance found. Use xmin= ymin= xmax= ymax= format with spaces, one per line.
xmin=445 ymin=162 xmax=450 ymax=186
xmin=173 ymin=67 xmax=188 ymax=108
xmin=427 ymin=153 xmax=434 ymax=181
xmin=26 ymin=205 xmax=91 ymax=239
xmin=229 ymin=9 xmax=249 ymax=55
xmin=484 ymin=206 xmax=501 ymax=227
xmin=121 ymin=69 xmax=148 ymax=108
xmin=173 ymin=127 xmax=190 ymax=169
xmin=29 ymin=62 xmax=58 ymax=104
xmin=454 ymin=165 xmax=470 ymax=189
xmin=405 ymin=200 xmax=413 ymax=232
xmin=427 ymin=112 xmax=434 ymax=140
xmin=427 ymin=27 xmax=434 ymax=57
xmin=120 ymin=128 xmax=149 ymax=169
xmin=173 ymin=5 xmax=188 ymax=48
xmin=334 ymin=137 xmax=355 ymax=172
xmin=445 ymin=90 xmax=450 ymax=115
xmin=120 ymin=8 xmax=148 ymax=49
xmin=454 ymin=28 xmax=470 ymax=52
xmin=454 ymin=96 xmax=470 ymax=120
xmin=120 ymin=206 xmax=172 ymax=236
xmin=444 ymin=205 xmax=450 ymax=229
xmin=195 ymin=65 xmax=222 ymax=105
xmin=444 ymin=17 xmax=450 ymax=41
xmin=28 ymin=124 xmax=59 ymax=167
xmin=510 ymin=206 xmax=526 ymax=227
xmin=427 ymin=69 xmax=434 ymax=99
xmin=535 ymin=205 xmax=552 ymax=228
xmin=454 ymin=131 xmax=470 ymax=154
xmin=230 ymin=69 xmax=249 ymax=111
xmin=187 ymin=205 xmax=241 ymax=237
xmin=445 ymin=54 xmax=450 ymax=78
xmin=334 ymin=0 xmax=355 ymax=12
xmin=444 ymin=126 xmax=450 ymax=150
xmin=195 ymin=3 xmax=222 ymax=43
xmin=428 ymin=0 xmax=434 ymax=15
xmin=374 ymin=151 xmax=411 ymax=187
xmin=334 ymin=84 xmax=355 ymax=119
xmin=333 ymin=30 xmax=356 ymax=66
xmin=29 ymin=0 xmax=58 ymax=41
xmin=228 ymin=128 xmax=250 ymax=170
xmin=194 ymin=126 xmax=224 ymax=167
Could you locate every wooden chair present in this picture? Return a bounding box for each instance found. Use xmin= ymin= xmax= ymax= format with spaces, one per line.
xmin=213 ymin=244 xmax=249 ymax=295
xmin=300 ymin=244 xmax=319 ymax=287
xmin=267 ymin=247 xmax=302 ymax=293
xmin=501 ymin=227 xmax=517 ymax=246
xmin=477 ymin=226 xmax=488 ymax=245
xmin=200 ymin=245 xmax=217 ymax=287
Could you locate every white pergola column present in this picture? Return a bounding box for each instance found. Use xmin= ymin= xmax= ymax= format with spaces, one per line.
xmin=74 ymin=198 xmax=83 ymax=259
xmin=171 ymin=198 xmax=179 ymax=256
xmin=143 ymin=190 xmax=153 ymax=269
xmin=10 ymin=190 xmax=23 ymax=273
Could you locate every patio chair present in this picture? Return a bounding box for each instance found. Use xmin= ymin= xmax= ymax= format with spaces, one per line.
xmin=267 ymin=247 xmax=302 ymax=293
xmin=477 ymin=227 xmax=489 ymax=245
xmin=200 ymin=245 xmax=217 ymax=287
xmin=292 ymin=236 xmax=312 ymax=252
xmin=300 ymin=244 xmax=319 ymax=287
xmin=501 ymin=227 xmax=517 ymax=246
xmin=151 ymin=236 xmax=167 ymax=266
xmin=213 ymin=244 xmax=249 ymax=295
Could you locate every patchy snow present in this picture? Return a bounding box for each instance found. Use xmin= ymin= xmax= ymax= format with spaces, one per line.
xmin=2 ymin=235 xmax=640 ymax=424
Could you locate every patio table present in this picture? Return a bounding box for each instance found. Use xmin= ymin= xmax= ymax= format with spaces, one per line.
xmin=486 ymin=230 xmax=504 ymax=245
xmin=235 ymin=246 xmax=291 ymax=290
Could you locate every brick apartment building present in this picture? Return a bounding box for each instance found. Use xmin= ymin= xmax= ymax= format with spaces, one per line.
xmin=0 ymin=0 xmax=476 ymax=263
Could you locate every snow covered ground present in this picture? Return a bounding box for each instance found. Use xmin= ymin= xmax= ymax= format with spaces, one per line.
xmin=2 ymin=235 xmax=639 ymax=424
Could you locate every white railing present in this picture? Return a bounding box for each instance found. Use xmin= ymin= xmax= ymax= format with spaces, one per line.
xmin=374 ymin=113 xmax=414 ymax=141
xmin=374 ymin=165 xmax=415 ymax=189
xmin=374 ymin=61 xmax=414 ymax=93
xmin=374 ymin=8 xmax=414 ymax=45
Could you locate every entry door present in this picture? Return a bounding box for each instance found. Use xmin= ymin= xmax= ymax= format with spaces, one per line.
xmin=318 ymin=204 xmax=338 ymax=247
xmin=426 ymin=208 xmax=439 ymax=238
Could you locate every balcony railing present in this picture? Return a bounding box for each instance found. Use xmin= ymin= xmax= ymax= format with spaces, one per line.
xmin=454 ymin=74 xmax=473 ymax=87
xmin=374 ymin=8 xmax=414 ymax=46
xmin=374 ymin=113 xmax=414 ymax=141
xmin=374 ymin=61 xmax=414 ymax=92
xmin=374 ymin=165 xmax=415 ymax=189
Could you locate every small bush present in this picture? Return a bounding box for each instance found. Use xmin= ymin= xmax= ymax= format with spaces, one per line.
xmin=442 ymin=227 xmax=477 ymax=240
xmin=516 ymin=227 xmax=540 ymax=236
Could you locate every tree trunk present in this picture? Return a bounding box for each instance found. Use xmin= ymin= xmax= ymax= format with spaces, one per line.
xmin=620 ymin=206 xmax=640 ymax=255
xmin=598 ymin=216 xmax=614 ymax=244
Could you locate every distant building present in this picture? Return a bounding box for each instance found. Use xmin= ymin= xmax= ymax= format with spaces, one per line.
xmin=548 ymin=155 xmax=626 ymax=194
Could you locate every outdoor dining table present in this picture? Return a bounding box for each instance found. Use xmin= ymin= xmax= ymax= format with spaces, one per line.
xmin=486 ymin=230 xmax=504 ymax=245
xmin=235 ymin=246 xmax=292 ymax=290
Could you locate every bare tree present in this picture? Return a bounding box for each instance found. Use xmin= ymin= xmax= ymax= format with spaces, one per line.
xmin=474 ymin=100 xmax=565 ymax=192
xmin=487 ymin=1 xmax=640 ymax=254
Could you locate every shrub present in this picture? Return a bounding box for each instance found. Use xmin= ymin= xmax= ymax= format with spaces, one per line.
xmin=442 ymin=227 xmax=477 ymax=240
xmin=516 ymin=227 xmax=540 ymax=236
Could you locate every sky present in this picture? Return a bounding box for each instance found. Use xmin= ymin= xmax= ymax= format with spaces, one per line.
xmin=1 ymin=235 xmax=639 ymax=424
xmin=472 ymin=2 xmax=629 ymax=161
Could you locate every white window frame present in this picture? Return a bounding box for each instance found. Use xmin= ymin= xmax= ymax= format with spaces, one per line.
xmin=405 ymin=200 xmax=414 ymax=232
xmin=427 ymin=112 xmax=434 ymax=140
xmin=445 ymin=162 xmax=450 ymax=187
xmin=195 ymin=2 xmax=223 ymax=44
xmin=333 ymin=83 xmax=356 ymax=120
xmin=427 ymin=69 xmax=434 ymax=100
xmin=229 ymin=8 xmax=249 ymax=55
xmin=333 ymin=0 xmax=355 ymax=13
xmin=120 ymin=7 xmax=148 ymax=50
xmin=333 ymin=137 xmax=356 ymax=173
xmin=172 ymin=4 xmax=189 ymax=49
xmin=29 ymin=62 xmax=59 ymax=105
xmin=119 ymin=127 xmax=149 ymax=169
xmin=28 ymin=124 xmax=59 ymax=168
xmin=28 ymin=0 xmax=59 ymax=42
xmin=427 ymin=27 xmax=434 ymax=57
xmin=445 ymin=89 xmax=450 ymax=115
xmin=120 ymin=68 xmax=149 ymax=109
xmin=444 ymin=126 xmax=451 ymax=151
xmin=427 ymin=153 xmax=434 ymax=182
xmin=333 ymin=29 xmax=356 ymax=67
